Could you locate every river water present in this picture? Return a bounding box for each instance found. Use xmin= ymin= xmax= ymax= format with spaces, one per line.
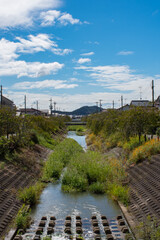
xmin=24 ymin=131 xmax=123 ymax=239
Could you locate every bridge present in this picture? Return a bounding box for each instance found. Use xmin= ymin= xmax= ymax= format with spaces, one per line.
xmin=65 ymin=121 xmax=87 ymax=126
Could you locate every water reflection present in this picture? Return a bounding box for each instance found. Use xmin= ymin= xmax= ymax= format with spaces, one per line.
xmin=67 ymin=131 xmax=87 ymax=150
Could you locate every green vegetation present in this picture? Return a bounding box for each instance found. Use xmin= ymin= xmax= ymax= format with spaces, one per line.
xmin=0 ymin=107 xmax=68 ymax=166
xmin=137 ymin=215 xmax=160 ymax=240
xmin=87 ymin=107 xmax=159 ymax=150
xmin=15 ymin=205 xmax=31 ymax=230
xmin=89 ymin=182 xmax=105 ymax=194
xmin=129 ymin=139 xmax=160 ymax=164
xmin=67 ymin=125 xmax=87 ymax=136
xmin=42 ymin=138 xmax=83 ymax=181
xmin=0 ymin=161 xmax=5 ymax=169
xmin=18 ymin=182 xmax=44 ymax=206
xmin=107 ymin=183 xmax=129 ymax=206
xmin=42 ymin=137 xmax=128 ymax=204
xmin=84 ymin=107 xmax=160 ymax=204
xmin=122 ymin=135 xmax=145 ymax=153
xmin=61 ymin=150 xmax=128 ymax=203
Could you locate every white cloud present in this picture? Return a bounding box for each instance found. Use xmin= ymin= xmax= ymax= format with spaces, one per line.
xmin=16 ymin=34 xmax=57 ymax=53
xmin=51 ymin=48 xmax=73 ymax=56
xmin=77 ymin=58 xmax=91 ymax=64
xmin=0 ymin=61 xmax=64 ymax=78
xmin=0 ymin=38 xmax=19 ymax=62
xmin=117 ymin=51 xmax=134 ymax=55
xmin=0 ymin=34 xmax=72 ymax=60
xmin=75 ymin=64 xmax=160 ymax=98
xmin=58 ymin=13 xmax=80 ymax=25
xmin=40 ymin=10 xmax=61 ymax=26
xmin=0 ymin=34 xmax=73 ymax=77
xmin=70 ymin=77 xmax=78 ymax=82
xmin=0 ymin=0 xmax=62 ymax=28
xmin=87 ymin=41 xmax=99 ymax=45
xmin=12 ymin=79 xmax=78 ymax=90
xmin=41 ymin=10 xmax=85 ymax=26
xmin=81 ymin=52 xmax=94 ymax=56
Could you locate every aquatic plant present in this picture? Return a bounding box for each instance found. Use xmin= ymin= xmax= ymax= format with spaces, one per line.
xmin=18 ymin=182 xmax=44 ymax=206
xmin=43 ymin=138 xmax=84 ymax=180
xmin=61 ymin=150 xmax=128 ymax=203
xmin=89 ymin=182 xmax=105 ymax=194
xmin=15 ymin=205 xmax=31 ymax=230
xmin=107 ymin=183 xmax=129 ymax=205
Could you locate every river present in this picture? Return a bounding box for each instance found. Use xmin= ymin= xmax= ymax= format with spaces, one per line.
xmin=23 ymin=131 xmax=124 ymax=240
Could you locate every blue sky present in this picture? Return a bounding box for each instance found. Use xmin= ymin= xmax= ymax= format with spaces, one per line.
xmin=0 ymin=0 xmax=160 ymax=110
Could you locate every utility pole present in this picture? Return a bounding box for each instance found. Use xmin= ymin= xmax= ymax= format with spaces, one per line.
xmin=36 ymin=101 xmax=38 ymax=111
xmin=99 ymin=99 xmax=102 ymax=112
xmin=152 ymin=80 xmax=154 ymax=107
xmin=49 ymin=98 xmax=53 ymax=116
xmin=113 ymin=100 xmax=114 ymax=109
xmin=121 ymin=95 xmax=123 ymax=108
xmin=95 ymin=102 xmax=98 ymax=112
xmin=0 ymin=85 xmax=2 ymax=108
xmin=54 ymin=101 xmax=56 ymax=115
xmin=139 ymin=86 xmax=142 ymax=100
xmin=24 ymin=95 xmax=26 ymax=114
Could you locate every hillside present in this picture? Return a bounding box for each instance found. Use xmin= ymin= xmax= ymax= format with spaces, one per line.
xmin=53 ymin=105 xmax=102 ymax=116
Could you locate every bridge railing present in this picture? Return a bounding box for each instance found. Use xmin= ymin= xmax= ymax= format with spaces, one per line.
xmin=65 ymin=122 xmax=87 ymax=126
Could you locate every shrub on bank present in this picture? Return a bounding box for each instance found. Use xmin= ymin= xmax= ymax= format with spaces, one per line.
xmin=123 ymin=135 xmax=145 ymax=153
xmin=129 ymin=139 xmax=160 ymax=164
xmin=18 ymin=182 xmax=44 ymax=206
xmin=137 ymin=215 xmax=160 ymax=239
xmin=15 ymin=205 xmax=31 ymax=230
xmin=107 ymin=183 xmax=129 ymax=205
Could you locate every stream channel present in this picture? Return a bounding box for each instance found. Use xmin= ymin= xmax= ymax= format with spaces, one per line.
xmin=23 ymin=131 xmax=126 ymax=240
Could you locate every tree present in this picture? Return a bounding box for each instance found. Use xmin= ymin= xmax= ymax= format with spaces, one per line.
xmin=120 ymin=107 xmax=153 ymax=143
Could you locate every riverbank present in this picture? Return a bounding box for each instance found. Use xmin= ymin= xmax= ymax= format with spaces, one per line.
xmin=0 ymin=145 xmax=51 ymax=239
xmin=85 ymin=131 xmax=160 ymax=238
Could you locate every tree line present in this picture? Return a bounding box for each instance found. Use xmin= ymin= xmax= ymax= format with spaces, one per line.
xmin=87 ymin=107 xmax=160 ymax=143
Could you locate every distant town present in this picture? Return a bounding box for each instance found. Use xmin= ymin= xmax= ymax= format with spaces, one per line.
xmin=0 ymin=80 xmax=159 ymax=117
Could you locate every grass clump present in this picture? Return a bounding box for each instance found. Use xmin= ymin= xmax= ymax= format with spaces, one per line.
xmin=129 ymin=139 xmax=160 ymax=164
xmin=18 ymin=182 xmax=44 ymax=206
xmin=43 ymin=237 xmax=52 ymax=240
xmin=62 ymin=168 xmax=88 ymax=192
xmin=43 ymin=138 xmax=84 ymax=181
xmin=15 ymin=205 xmax=31 ymax=230
xmin=89 ymin=182 xmax=105 ymax=194
xmin=61 ymin=151 xmax=128 ymax=203
xmin=0 ymin=161 xmax=5 ymax=169
xmin=107 ymin=183 xmax=129 ymax=206
xmin=137 ymin=215 xmax=160 ymax=240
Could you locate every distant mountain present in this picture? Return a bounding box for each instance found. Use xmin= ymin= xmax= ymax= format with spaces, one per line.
xmin=53 ymin=106 xmax=102 ymax=116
